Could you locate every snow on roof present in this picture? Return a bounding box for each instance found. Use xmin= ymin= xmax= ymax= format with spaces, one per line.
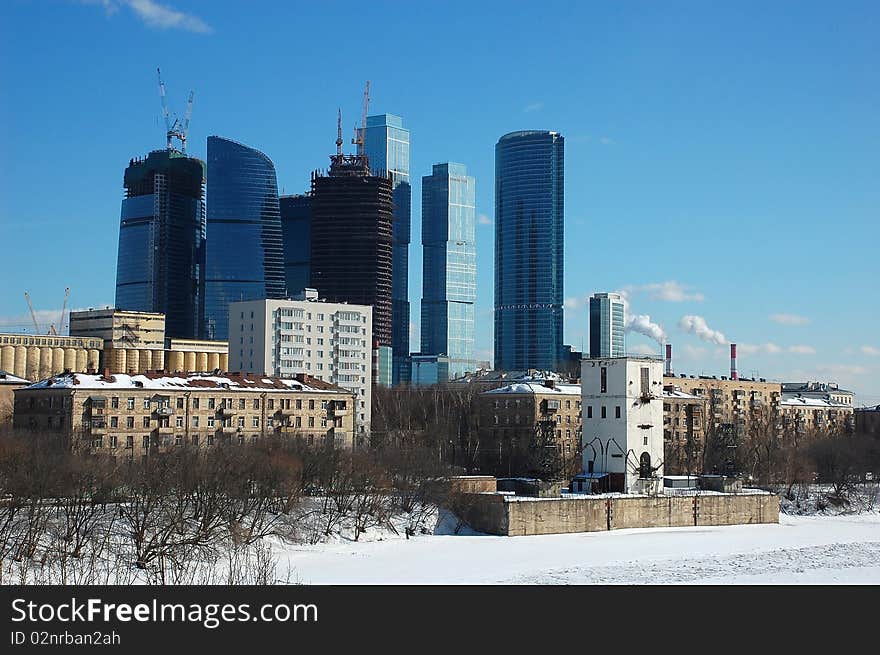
xmin=485 ymin=382 xmax=581 ymax=395
xmin=662 ymin=387 xmax=701 ymax=400
xmin=0 ymin=370 xmax=31 ymax=385
xmin=23 ymin=372 xmax=350 ymax=394
xmin=780 ymin=394 xmax=849 ymax=409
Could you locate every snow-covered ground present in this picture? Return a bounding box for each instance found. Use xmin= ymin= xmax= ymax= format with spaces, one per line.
xmin=270 ymin=512 xmax=880 ymax=585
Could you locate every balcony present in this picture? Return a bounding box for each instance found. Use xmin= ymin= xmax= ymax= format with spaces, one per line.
xmin=88 ymin=420 xmax=107 ymax=435
xmin=218 ymin=407 xmax=236 ymax=418
xmin=277 ymin=408 xmax=298 ymax=417
xmin=328 ymin=403 xmax=350 ymax=416
xmin=280 ymin=425 xmax=300 ymax=434
xmin=157 ymin=426 xmax=174 ymax=435
xmin=220 ymin=426 xmax=239 ymax=434
xmin=154 ymin=406 xmax=174 ymax=417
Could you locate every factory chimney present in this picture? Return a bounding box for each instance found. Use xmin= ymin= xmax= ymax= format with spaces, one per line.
xmin=730 ymin=343 xmax=738 ymax=381
xmin=665 ymin=344 xmax=673 ymax=376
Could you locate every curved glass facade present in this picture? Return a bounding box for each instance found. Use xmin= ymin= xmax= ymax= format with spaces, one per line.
xmin=494 ymin=131 xmax=564 ymax=371
xmin=421 ymin=163 xmax=477 ymax=380
xmin=204 ymin=136 xmax=286 ymax=341
xmin=115 ymin=150 xmax=206 ymax=339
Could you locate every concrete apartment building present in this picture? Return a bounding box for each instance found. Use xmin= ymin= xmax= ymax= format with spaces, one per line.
xmin=662 ymin=384 xmax=706 ymax=475
xmin=228 ymin=290 xmax=372 ymax=439
xmin=477 ymin=378 xmax=583 ymax=473
xmin=580 ymin=356 xmax=666 ymax=493
xmin=13 ymin=371 xmax=357 ymax=455
xmin=69 ymin=308 xmax=229 ymax=374
xmin=856 ymin=406 xmax=880 ymax=435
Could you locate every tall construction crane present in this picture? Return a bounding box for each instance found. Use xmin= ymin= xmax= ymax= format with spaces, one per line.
xmin=352 ymin=80 xmax=371 ymax=156
xmin=54 ymin=287 xmax=70 ymax=336
xmin=23 ymin=291 xmax=41 ymax=334
xmin=157 ymin=67 xmax=194 ymax=153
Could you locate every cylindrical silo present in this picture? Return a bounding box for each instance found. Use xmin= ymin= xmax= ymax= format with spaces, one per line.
xmin=37 ymin=347 xmax=52 ymax=380
xmin=63 ymin=348 xmax=77 ymax=372
xmin=152 ymin=349 xmax=165 ymax=371
xmin=208 ymin=353 xmax=220 ymax=371
xmin=184 ymin=352 xmax=196 ymax=373
xmin=76 ymin=349 xmax=87 ymax=372
xmin=168 ymin=351 xmax=184 ymax=373
xmin=15 ymin=346 xmax=28 ymax=379
xmin=1 ymin=345 xmax=15 ymax=373
xmin=140 ymin=349 xmax=153 ymax=371
xmin=219 ymin=354 xmax=229 ymax=372
xmin=88 ymin=349 xmax=100 ymax=373
xmin=196 ymin=352 xmax=208 ymax=372
xmin=52 ymin=348 xmax=65 ymax=375
xmin=127 ymin=350 xmax=140 ymax=374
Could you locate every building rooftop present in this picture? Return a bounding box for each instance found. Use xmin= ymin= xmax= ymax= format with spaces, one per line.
xmin=662 ymin=386 xmax=702 ymax=400
xmin=780 ymin=393 xmax=851 ymax=409
xmin=485 ymin=381 xmax=581 ymax=396
xmin=0 ymin=370 xmax=31 ymax=385
xmin=22 ymin=371 xmax=352 ymax=394
xmin=782 ymin=381 xmax=853 ymax=395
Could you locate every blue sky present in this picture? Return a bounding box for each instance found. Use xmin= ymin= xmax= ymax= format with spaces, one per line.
xmin=1 ymin=1 xmax=878 ymax=403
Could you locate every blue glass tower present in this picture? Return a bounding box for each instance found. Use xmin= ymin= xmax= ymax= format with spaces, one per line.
xmin=279 ymin=193 xmax=311 ymax=297
xmin=589 ymin=292 xmax=626 ymax=358
xmin=364 ymin=114 xmax=410 ymax=384
xmin=421 ymin=163 xmax=477 ymax=380
xmin=494 ymin=131 xmax=565 ymax=372
xmin=115 ymin=149 xmax=206 ymax=339
xmin=204 ymin=136 xmax=286 ymax=341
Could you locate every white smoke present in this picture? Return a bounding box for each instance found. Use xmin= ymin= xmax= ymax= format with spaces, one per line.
xmin=678 ymin=315 xmax=728 ymax=346
xmin=625 ymin=314 xmax=667 ymax=346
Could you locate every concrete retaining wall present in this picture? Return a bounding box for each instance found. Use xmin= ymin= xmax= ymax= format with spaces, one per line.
xmin=459 ymin=492 xmax=778 ymax=536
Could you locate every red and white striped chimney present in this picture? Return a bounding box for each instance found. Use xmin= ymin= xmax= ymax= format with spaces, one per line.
xmin=665 ymin=344 xmax=673 ymax=376
xmin=730 ymin=343 xmax=738 ymax=380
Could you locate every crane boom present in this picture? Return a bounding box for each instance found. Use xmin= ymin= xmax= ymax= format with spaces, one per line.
xmin=23 ymin=292 xmax=41 ymax=334
xmin=352 ymin=80 xmax=371 ymax=155
xmin=58 ymin=287 xmax=70 ymax=336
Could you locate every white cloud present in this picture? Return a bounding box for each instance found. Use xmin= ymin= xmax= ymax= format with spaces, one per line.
xmin=861 ymin=346 xmax=880 ymax=357
xmin=738 ymin=342 xmax=783 ymax=355
xmin=681 ymin=344 xmax=708 ymax=359
xmin=626 ymin=281 xmax=705 ymax=303
xmin=523 ymin=102 xmax=544 ymax=113
xmin=788 ymin=345 xmax=816 ymax=355
xmin=769 ymin=313 xmax=810 ymax=326
xmin=477 ymin=214 xmax=492 ymax=225
xmin=564 ymin=297 xmax=583 ymax=310
xmin=83 ymin=0 xmax=212 ymax=33
xmin=678 ymin=315 xmax=727 ymax=345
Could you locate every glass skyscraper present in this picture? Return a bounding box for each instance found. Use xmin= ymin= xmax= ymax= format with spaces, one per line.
xmin=279 ymin=193 xmax=311 ymax=297
xmin=494 ymin=131 xmax=564 ymax=371
xmin=589 ymin=292 xmax=626 ymax=358
xmin=421 ymin=163 xmax=476 ymax=380
xmin=115 ymin=149 xmax=206 ymax=339
xmin=364 ymin=114 xmax=410 ymax=384
xmin=204 ymin=136 xmax=286 ymax=341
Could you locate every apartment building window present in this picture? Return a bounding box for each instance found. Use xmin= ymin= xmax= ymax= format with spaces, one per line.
xmin=252 ymin=417 xmax=260 ymax=428
xmin=252 ymin=398 xmax=260 ymax=410
xmin=268 ymin=398 xmax=275 ymax=410
xmin=142 ymin=436 xmax=149 ymax=449
xmin=207 ymin=416 xmax=215 ymax=428
xmin=238 ymin=398 xmax=246 ymax=410
xmin=641 ymin=368 xmax=650 ymax=396
xmin=208 ymin=398 xmax=215 ymax=409
xmin=644 ymin=436 xmax=649 ymax=446
xmin=176 ymin=397 xmax=184 ymax=409
xmin=321 ymin=400 xmax=328 ymax=410
xmin=176 ymin=416 xmax=183 ymax=428
xmin=321 ymin=418 xmax=327 ymax=428
xmin=587 ymin=406 xmax=592 ymax=419
xmin=296 ymin=399 xmax=302 ymax=410
xmin=207 ymin=434 xmax=214 ymax=446
xmin=111 ymin=397 xmax=119 ymax=409
xmin=309 ymin=399 xmax=315 ymax=410
xmin=601 ymin=406 xmax=607 ymax=419
xmin=143 ymin=398 xmax=151 ymax=410
xmin=615 ymin=406 xmax=621 ymax=419
xmin=192 ymin=416 xmax=199 ymax=428
xmin=127 ymin=398 xmax=135 ymax=410
xmin=126 ymin=416 xmax=134 ymax=429
xmin=308 ymin=417 xmax=315 ymax=428
xmin=110 ymin=416 xmax=118 ymax=428
xmin=237 ymin=417 xmax=245 ymax=428
xmin=192 ymin=435 xmax=199 ymax=447
xmin=192 ymin=397 xmax=199 ymax=409
xmin=566 ymin=400 xmax=571 ymax=409
xmin=110 ymin=435 xmax=118 ymax=449
xmin=126 ymin=435 xmax=133 ymax=449
xmin=295 ymin=416 xmax=302 ymax=428
xmin=142 ymin=417 xmax=150 ymax=428
xmin=600 ymin=367 xmax=607 ymax=393
xmin=175 ymin=435 xmax=183 ymax=446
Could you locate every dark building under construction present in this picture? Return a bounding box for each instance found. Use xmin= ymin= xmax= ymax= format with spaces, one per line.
xmin=309 ymin=136 xmax=393 ymax=353
xmin=279 ymin=193 xmax=312 ymax=297
xmin=114 ymin=149 xmax=206 ymax=340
